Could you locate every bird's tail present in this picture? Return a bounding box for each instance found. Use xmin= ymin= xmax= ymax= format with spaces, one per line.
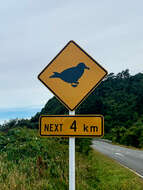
xmin=49 ymin=72 xmax=60 ymax=78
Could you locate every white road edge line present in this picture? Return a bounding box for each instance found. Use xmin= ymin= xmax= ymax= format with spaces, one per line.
xmin=92 ymin=146 xmax=143 ymax=179
xmin=117 ymin=162 xmax=143 ymax=179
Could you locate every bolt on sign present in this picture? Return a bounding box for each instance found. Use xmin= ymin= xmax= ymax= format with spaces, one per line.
xmin=40 ymin=115 xmax=104 ymax=137
xmin=38 ymin=41 xmax=108 ymax=111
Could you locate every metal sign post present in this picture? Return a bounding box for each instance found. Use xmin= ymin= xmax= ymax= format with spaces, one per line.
xmin=69 ymin=110 xmax=75 ymax=190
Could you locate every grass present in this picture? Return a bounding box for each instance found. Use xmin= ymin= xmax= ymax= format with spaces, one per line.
xmin=0 ymin=127 xmax=143 ymax=189
xmin=82 ymin=150 xmax=143 ymax=190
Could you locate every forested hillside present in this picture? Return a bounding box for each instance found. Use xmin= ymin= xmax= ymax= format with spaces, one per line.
xmin=1 ymin=70 xmax=143 ymax=148
xmin=30 ymin=69 xmax=143 ymax=148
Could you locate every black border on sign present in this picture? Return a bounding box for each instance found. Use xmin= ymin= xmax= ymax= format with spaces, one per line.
xmin=38 ymin=41 xmax=108 ymax=111
xmin=39 ymin=115 xmax=104 ymax=137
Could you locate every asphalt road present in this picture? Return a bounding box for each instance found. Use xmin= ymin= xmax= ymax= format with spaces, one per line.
xmin=92 ymin=140 xmax=143 ymax=177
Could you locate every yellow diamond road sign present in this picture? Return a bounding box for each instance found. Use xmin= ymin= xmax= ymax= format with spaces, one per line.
xmin=38 ymin=41 xmax=108 ymax=110
xmin=40 ymin=115 xmax=104 ymax=137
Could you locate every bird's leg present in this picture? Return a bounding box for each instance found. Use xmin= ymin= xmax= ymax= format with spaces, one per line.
xmin=71 ymin=84 xmax=78 ymax=87
xmin=71 ymin=82 xmax=79 ymax=87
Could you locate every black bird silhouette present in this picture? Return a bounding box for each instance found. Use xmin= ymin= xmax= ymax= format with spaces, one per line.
xmin=49 ymin=62 xmax=90 ymax=87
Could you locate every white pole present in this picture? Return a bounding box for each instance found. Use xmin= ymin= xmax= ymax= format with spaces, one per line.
xmin=69 ymin=110 xmax=75 ymax=190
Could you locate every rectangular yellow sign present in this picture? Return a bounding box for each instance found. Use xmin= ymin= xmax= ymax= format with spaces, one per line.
xmin=39 ymin=115 xmax=104 ymax=137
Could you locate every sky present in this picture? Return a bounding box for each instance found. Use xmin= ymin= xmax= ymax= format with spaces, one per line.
xmin=0 ymin=0 xmax=143 ymax=123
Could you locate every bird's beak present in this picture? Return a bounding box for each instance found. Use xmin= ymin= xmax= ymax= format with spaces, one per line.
xmin=85 ymin=66 xmax=90 ymax=70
